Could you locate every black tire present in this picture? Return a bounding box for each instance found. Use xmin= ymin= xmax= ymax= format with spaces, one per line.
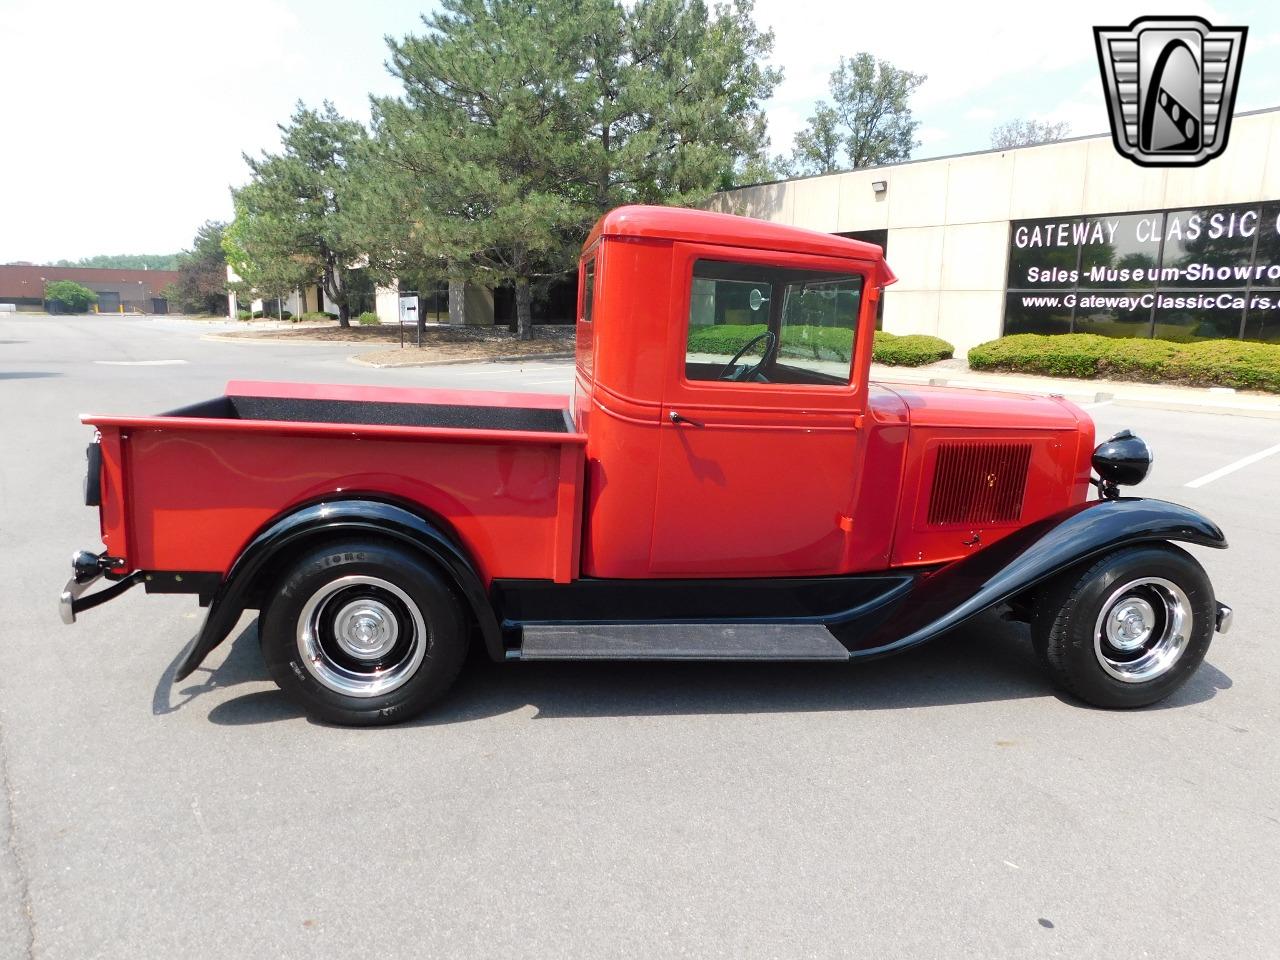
xmin=1031 ymin=543 xmax=1215 ymax=708
xmin=259 ymin=540 xmax=468 ymax=726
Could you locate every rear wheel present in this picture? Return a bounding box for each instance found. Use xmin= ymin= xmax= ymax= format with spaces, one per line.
xmin=260 ymin=540 xmax=467 ymax=726
xmin=1031 ymin=544 xmax=1215 ymax=708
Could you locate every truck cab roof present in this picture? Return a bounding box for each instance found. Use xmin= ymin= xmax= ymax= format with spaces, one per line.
xmin=585 ymin=205 xmax=897 ymax=286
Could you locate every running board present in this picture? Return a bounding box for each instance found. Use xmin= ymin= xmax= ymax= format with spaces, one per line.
xmin=518 ymin=623 xmax=850 ymax=661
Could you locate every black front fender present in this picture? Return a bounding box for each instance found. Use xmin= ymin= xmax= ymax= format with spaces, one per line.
xmin=173 ymin=499 xmax=502 ymax=682
xmin=854 ymin=497 xmax=1227 ymax=657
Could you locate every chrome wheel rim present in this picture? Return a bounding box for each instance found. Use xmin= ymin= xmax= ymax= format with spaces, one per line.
xmin=1093 ymin=577 xmax=1190 ymax=683
xmin=296 ymin=575 xmax=427 ymax=698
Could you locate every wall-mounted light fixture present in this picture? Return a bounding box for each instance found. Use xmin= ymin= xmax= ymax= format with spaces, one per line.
xmin=872 ymin=180 xmax=888 ymax=195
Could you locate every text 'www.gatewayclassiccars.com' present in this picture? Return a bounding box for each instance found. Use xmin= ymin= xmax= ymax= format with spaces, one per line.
xmin=1019 ymin=291 xmax=1280 ymax=311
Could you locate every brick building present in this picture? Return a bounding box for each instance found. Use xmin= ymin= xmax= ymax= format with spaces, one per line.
xmin=0 ymin=265 xmax=180 ymax=313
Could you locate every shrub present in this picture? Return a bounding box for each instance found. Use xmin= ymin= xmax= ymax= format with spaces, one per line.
xmin=44 ymin=280 xmax=98 ymax=313
xmin=686 ymin=325 xmax=953 ymax=367
xmin=967 ymin=333 xmax=1113 ymax=378
xmin=357 ymin=311 xmax=380 ymax=326
xmin=236 ymin=310 xmax=251 ymax=321
xmin=300 ymin=311 xmax=338 ymax=322
xmin=968 ymin=333 xmax=1280 ymax=393
xmin=872 ymin=331 xmax=954 ymax=366
xmin=686 ymin=323 xmax=767 ymax=356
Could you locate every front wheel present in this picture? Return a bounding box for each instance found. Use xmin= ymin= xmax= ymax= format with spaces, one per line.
xmin=1031 ymin=544 xmax=1215 ymax=708
xmin=260 ymin=540 xmax=468 ymax=726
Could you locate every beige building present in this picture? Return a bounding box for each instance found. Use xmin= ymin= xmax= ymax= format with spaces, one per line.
xmin=709 ymin=107 xmax=1280 ymax=353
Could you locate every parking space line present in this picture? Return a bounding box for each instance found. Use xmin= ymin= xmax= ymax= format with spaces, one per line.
xmin=1185 ymin=441 xmax=1280 ymax=488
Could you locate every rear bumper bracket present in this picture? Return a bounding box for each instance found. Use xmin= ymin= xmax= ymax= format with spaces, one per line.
xmin=59 ymin=551 xmax=143 ymax=625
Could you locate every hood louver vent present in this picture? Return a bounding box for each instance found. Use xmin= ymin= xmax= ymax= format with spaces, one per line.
xmin=928 ymin=441 xmax=1032 ymax=527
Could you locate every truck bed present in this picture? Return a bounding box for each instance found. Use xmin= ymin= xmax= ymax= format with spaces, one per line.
xmin=82 ymin=380 xmax=586 ymax=584
xmin=162 ymin=379 xmax=572 ymax=434
xmin=165 ymin=394 xmax=570 ymax=433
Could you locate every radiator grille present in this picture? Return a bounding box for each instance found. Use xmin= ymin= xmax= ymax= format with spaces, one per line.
xmin=927 ymin=441 xmax=1032 ymax=526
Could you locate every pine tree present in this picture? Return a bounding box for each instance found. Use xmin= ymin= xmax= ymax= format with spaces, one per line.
xmin=228 ymin=102 xmax=367 ymax=326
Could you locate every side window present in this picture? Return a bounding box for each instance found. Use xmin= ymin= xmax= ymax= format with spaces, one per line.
xmin=685 ymin=259 xmax=863 ymax=386
xmin=581 ymin=257 xmax=596 ymax=323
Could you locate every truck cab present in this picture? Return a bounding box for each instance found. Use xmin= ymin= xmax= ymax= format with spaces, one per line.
xmin=571 ymin=207 xmax=1091 ymax=579
xmin=61 ymin=205 xmax=1231 ymax=726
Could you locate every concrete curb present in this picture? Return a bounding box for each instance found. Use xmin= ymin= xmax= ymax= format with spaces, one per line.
xmin=201 ymin=334 xmax=353 ymax=346
xmin=350 ymin=351 xmax=576 ymax=369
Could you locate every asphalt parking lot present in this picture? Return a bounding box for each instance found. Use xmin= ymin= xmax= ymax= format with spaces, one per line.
xmin=1 ymin=315 xmax=1277 ymax=959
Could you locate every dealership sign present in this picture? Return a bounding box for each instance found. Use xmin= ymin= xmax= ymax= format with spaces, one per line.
xmin=1004 ymin=201 xmax=1280 ymax=342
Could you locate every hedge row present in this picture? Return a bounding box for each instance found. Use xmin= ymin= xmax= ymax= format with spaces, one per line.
xmin=968 ymin=333 xmax=1280 ymax=392
xmin=872 ymin=331 xmax=955 ymax=367
xmin=685 ymin=324 xmax=955 ymax=367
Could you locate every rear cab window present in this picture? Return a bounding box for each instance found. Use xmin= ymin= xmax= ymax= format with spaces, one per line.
xmin=581 ymin=256 xmax=596 ymax=323
xmin=684 ymin=259 xmax=863 ymax=387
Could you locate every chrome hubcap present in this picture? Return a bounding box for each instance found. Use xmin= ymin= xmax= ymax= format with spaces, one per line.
xmin=1094 ymin=577 xmax=1191 ymax=683
xmin=1105 ymin=597 xmax=1156 ymax=651
xmin=296 ymin=575 xmax=427 ymax=698
xmin=333 ymin=599 xmax=399 ymax=660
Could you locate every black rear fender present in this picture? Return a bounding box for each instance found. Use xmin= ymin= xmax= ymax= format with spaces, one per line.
xmin=173 ymin=499 xmax=502 ymax=682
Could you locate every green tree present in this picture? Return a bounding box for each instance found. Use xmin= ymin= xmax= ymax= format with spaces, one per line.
xmin=44 ymin=280 xmax=98 ymax=313
xmin=791 ymin=103 xmax=841 ymax=174
xmin=166 ymin=220 xmax=229 ymax=315
xmin=222 ymin=217 xmax=311 ymax=317
xmin=377 ymin=0 xmax=596 ymax=340
xmin=791 ymin=53 xmax=925 ymax=174
xmin=360 ymin=0 xmax=781 ymax=339
xmin=52 ymin=253 xmax=178 ymax=270
xmin=228 ymin=102 xmax=367 ymax=326
xmin=575 ymin=0 xmax=781 ymax=205
xmin=991 ymin=118 xmax=1071 ymax=150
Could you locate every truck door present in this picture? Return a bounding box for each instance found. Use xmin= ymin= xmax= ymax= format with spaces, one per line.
xmin=649 ymin=243 xmax=873 ymax=577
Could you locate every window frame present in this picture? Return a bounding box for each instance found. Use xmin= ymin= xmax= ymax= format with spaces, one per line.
xmin=579 ymin=249 xmax=598 ymax=324
xmin=680 ymin=254 xmax=867 ymax=390
xmin=666 ymin=241 xmax=877 ymax=414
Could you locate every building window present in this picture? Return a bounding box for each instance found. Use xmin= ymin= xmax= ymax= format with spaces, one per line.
xmin=1004 ymin=201 xmax=1280 ymax=342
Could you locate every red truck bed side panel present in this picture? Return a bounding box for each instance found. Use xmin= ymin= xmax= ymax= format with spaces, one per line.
xmin=103 ymin=427 xmax=577 ymax=583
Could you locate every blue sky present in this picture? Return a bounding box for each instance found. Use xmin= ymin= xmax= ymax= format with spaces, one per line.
xmin=2 ymin=0 xmax=1277 ymax=262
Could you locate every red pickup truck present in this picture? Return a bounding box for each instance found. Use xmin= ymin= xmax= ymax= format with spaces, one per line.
xmin=62 ymin=206 xmax=1231 ymax=725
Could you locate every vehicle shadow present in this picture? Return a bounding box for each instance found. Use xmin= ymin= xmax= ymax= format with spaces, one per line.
xmin=192 ymin=611 xmax=1233 ymax=727
xmin=0 ymin=371 xmax=60 ymax=380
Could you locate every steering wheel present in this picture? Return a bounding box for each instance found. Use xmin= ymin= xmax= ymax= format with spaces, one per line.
xmin=719 ymin=331 xmax=777 ymax=381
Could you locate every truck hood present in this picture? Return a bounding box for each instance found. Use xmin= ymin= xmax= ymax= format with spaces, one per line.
xmin=870 ymin=382 xmax=1086 ymax=431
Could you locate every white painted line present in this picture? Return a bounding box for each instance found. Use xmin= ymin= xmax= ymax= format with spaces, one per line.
xmin=94 ymin=359 xmax=188 ymax=366
xmin=1079 ymin=400 xmax=1113 ymax=410
xmin=1185 ymin=441 xmax=1280 ymax=489
xmin=525 ymin=379 xmax=572 ymax=386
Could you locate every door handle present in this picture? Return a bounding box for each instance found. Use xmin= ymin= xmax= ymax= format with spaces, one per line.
xmin=669 ymin=410 xmax=704 ymax=427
